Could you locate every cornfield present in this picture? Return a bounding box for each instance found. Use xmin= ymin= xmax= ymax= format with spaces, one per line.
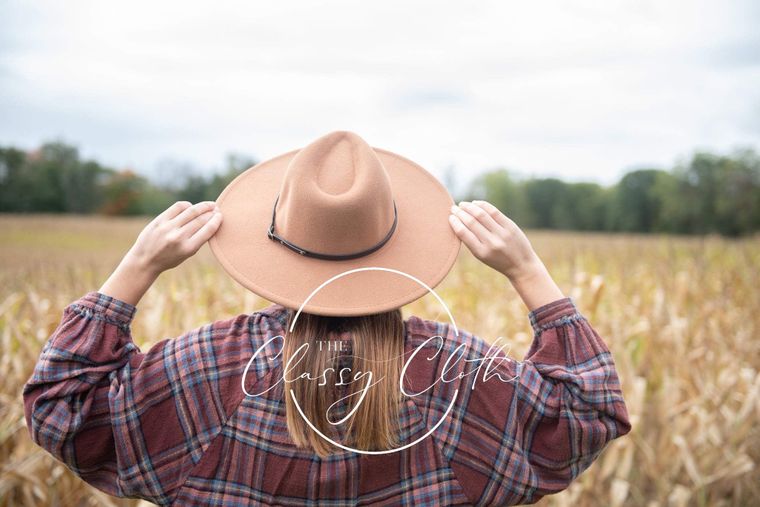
xmin=1 ymin=213 xmax=758 ymax=506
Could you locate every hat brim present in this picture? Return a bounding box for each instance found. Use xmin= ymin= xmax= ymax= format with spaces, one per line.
xmin=208 ymin=146 xmax=461 ymax=316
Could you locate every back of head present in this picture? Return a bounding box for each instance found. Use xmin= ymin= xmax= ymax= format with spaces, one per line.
xmin=281 ymin=307 xmax=405 ymax=457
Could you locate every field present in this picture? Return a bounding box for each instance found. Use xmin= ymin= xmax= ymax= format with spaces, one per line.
xmin=1 ymin=213 xmax=758 ymax=506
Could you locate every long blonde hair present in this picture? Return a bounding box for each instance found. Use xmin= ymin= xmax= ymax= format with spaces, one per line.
xmin=281 ymin=308 xmax=405 ymax=457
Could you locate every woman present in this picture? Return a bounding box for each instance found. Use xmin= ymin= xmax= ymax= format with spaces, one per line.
xmin=23 ymin=131 xmax=631 ymax=506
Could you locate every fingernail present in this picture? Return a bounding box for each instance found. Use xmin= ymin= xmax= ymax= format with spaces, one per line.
xmin=450 ymin=204 xmax=457 ymax=213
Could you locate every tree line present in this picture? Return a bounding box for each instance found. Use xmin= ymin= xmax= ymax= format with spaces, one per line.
xmin=0 ymin=142 xmax=256 ymax=217
xmin=461 ymin=146 xmax=760 ymax=237
xmin=1 ymin=140 xmax=759 ymax=237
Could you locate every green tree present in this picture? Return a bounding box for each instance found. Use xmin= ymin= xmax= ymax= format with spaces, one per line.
xmin=609 ymin=169 xmax=668 ymax=232
xmin=655 ymin=148 xmax=760 ymax=236
xmin=465 ymin=168 xmax=532 ymax=225
xmin=713 ymin=147 xmax=760 ymax=236
xmin=524 ymin=178 xmax=567 ymax=229
xmin=649 ymin=171 xmax=683 ymax=233
xmin=560 ymin=182 xmax=609 ymax=231
xmin=0 ymin=141 xmax=111 ymax=213
xmin=0 ymin=147 xmax=28 ymax=212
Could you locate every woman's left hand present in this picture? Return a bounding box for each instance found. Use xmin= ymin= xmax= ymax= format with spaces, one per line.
xmin=126 ymin=200 xmax=223 ymax=277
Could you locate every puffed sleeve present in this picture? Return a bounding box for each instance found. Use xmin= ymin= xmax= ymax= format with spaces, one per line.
xmin=21 ymin=291 xmax=252 ymax=506
xmin=446 ymin=296 xmax=632 ymax=505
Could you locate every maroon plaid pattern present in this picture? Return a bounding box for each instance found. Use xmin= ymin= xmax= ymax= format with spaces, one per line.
xmin=23 ymin=291 xmax=631 ymax=506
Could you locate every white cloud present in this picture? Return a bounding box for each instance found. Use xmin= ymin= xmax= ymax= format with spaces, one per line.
xmin=1 ymin=0 xmax=759 ymax=189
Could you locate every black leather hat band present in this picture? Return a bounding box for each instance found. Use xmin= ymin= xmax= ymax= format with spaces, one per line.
xmin=266 ymin=194 xmax=398 ymax=261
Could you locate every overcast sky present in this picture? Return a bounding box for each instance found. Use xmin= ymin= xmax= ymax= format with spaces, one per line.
xmin=1 ymin=1 xmax=759 ymax=191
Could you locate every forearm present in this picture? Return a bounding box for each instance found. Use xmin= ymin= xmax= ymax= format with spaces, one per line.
xmin=98 ymin=250 xmax=159 ymax=307
xmin=505 ymin=257 xmax=565 ymax=313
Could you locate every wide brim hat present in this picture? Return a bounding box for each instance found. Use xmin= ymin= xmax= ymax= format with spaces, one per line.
xmin=208 ymin=130 xmax=461 ymax=316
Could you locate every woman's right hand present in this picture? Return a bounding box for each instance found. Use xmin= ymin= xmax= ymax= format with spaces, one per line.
xmin=448 ymin=200 xmax=541 ymax=281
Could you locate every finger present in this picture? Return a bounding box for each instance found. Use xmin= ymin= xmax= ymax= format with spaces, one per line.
xmin=449 ymin=205 xmax=485 ymax=245
xmin=451 ymin=203 xmax=491 ymax=243
xmin=156 ymin=201 xmax=192 ymax=222
xmin=179 ymin=208 xmax=217 ymax=237
xmin=459 ymin=201 xmax=501 ymax=233
xmin=448 ymin=213 xmax=484 ymax=253
xmin=186 ymin=211 xmax=223 ymax=250
xmin=471 ymin=200 xmax=512 ymax=229
xmin=169 ymin=201 xmax=217 ymax=229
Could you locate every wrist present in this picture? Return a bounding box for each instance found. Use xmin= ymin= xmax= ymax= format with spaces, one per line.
xmin=98 ymin=253 xmax=160 ymax=307
xmin=124 ymin=248 xmax=162 ymax=280
xmin=505 ymin=259 xmax=565 ymax=312
xmin=503 ymin=255 xmax=543 ymax=284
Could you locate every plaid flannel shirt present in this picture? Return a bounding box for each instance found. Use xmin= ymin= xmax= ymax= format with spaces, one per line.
xmin=23 ymin=291 xmax=631 ymax=506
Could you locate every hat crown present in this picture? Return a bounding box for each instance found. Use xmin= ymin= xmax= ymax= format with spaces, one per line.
xmin=274 ymin=130 xmax=396 ymax=257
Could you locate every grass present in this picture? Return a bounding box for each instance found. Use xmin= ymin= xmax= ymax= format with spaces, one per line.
xmin=1 ymin=213 xmax=758 ymax=506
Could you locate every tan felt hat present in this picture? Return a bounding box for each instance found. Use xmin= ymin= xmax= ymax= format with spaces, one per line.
xmin=208 ymin=130 xmax=461 ymax=316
